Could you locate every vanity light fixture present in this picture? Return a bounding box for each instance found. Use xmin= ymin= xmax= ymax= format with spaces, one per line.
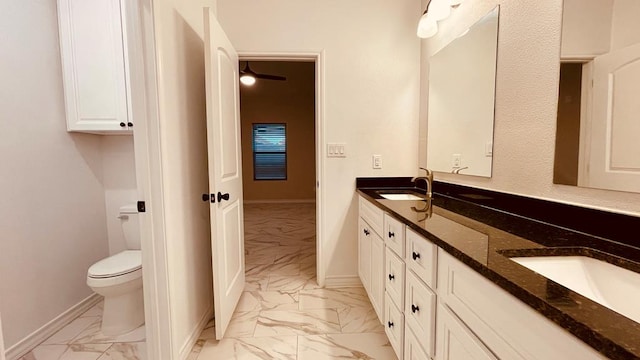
xmin=417 ymin=0 xmax=464 ymax=39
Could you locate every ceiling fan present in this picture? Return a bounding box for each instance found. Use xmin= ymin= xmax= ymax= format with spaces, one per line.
xmin=239 ymin=61 xmax=287 ymax=86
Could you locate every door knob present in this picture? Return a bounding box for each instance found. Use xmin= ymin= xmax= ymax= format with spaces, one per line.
xmin=388 ymin=231 xmax=395 ymax=238
xmin=412 ymin=252 xmax=421 ymax=260
xmin=411 ymin=304 xmax=420 ymax=313
xmin=388 ymin=274 xmax=395 ymax=281
xmin=217 ymin=192 xmax=230 ymax=202
xmin=363 ymin=229 xmax=370 ymax=236
xmin=202 ymin=193 xmax=215 ymax=203
xmin=119 ymin=122 xmax=126 ymax=128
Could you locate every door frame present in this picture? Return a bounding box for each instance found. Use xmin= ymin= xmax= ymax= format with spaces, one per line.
xmin=130 ymin=0 xmax=173 ymax=359
xmin=238 ymin=52 xmax=326 ymax=287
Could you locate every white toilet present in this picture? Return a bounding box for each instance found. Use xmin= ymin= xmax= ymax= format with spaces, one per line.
xmin=87 ymin=204 xmax=144 ymax=336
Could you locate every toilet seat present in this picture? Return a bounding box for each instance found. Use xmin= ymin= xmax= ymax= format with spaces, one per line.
xmin=88 ymin=250 xmax=141 ymax=278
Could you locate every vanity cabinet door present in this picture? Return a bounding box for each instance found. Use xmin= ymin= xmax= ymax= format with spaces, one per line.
xmin=405 ymin=227 xmax=437 ymax=289
xmin=57 ymin=0 xmax=132 ymax=133
xmin=405 ymin=270 xmax=436 ymax=358
xmin=384 ymin=214 xmax=405 ymax=257
xmin=358 ymin=218 xmax=372 ymax=293
xmin=405 ymin=324 xmax=430 ymax=360
xmin=385 ymin=293 xmax=405 ymax=359
xmin=370 ymin=232 xmax=385 ymax=323
xmin=385 ymin=247 xmax=405 ymax=310
xmin=436 ymin=304 xmax=498 ymax=360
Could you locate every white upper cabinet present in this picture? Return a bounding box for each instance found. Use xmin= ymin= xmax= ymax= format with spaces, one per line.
xmin=57 ymin=0 xmax=132 ymax=134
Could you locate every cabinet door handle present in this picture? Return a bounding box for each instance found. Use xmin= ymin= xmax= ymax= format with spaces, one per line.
xmin=412 ymin=252 xmax=421 ymax=260
xmin=388 ymin=231 xmax=395 ymax=238
xmin=388 ymin=273 xmax=395 ymax=281
xmin=119 ymin=122 xmax=126 ymax=128
xmin=217 ymin=192 xmax=230 ymax=202
xmin=387 ymin=321 xmax=394 ymax=328
xmin=127 ymin=122 xmax=133 ymax=127
xmin=411 ymin=304 xmax=420 ymax=313
xmin=363 ymin=228 xmax=370 ymax=236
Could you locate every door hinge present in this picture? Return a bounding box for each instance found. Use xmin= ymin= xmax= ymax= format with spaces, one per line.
xmin=137 ymin=201 xmax=146 ymax=213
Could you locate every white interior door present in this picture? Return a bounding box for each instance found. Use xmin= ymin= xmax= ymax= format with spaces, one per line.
xmin=203 ymin=7 xmax=245 ymax=340
xmin=585 ymin=43 xmax=640 ymax=192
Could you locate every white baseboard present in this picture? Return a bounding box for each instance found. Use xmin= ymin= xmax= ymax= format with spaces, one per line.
xmin=178 ymin=304 xmax=213 ymax=360
xmin=244 ymin=199 xmax=315 ymax=204
xmin=6 ymin=293 xmax=102 ymax=360
xmin=324 ymin=275 xmax=363 ymax=288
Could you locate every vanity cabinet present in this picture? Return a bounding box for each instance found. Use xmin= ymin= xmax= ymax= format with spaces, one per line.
xmin=435 ymin=304 xmax=497 ymax=360
xmin=357 ymin=195 xmax=608 ymax=360
xmin=437 ymin=249 xmax=606 ymax=360
xmin=57 ymin=0 xmax=133 ymax=134
xmin=358 ymin=196 xmax=385 ymax=322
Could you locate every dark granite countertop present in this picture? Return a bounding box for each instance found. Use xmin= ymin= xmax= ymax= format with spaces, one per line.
xmin=356 ymin=178 xmax=640 ymax=360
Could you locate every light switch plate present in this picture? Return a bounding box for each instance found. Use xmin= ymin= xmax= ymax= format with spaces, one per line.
xmin=372 ymin=154 xmax=382 ymax=169
xmin=327 ymin=143 xmax=347 ymax=158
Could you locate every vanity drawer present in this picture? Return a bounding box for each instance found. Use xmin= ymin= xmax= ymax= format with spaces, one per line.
xmin=385 ymin=292 xmax=405 ymax=359
xmin=359 ymin=196 xmax=384 ymax=237
xmin=405 ymin=324 xmax=430 ymax=360
xmin=405 ymin=270 xmax=436 ymax=358
xmin=405 ymin=227 xmax=437 ymax=289
xmin=385 ymin=247 xmax=405 ymax=309
xmin=384 ymin=213 xmax=405 ymax=257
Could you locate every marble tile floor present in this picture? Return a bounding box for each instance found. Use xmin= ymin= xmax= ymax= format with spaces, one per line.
xmin=188 ymin=203 xmax=397 ymax=359
xmin=19 ymin=300 xmax=146 ymax=360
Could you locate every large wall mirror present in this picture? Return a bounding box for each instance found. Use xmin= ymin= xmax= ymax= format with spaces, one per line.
xmin=427 ymin=6 xmax=499 ymax=177
xmin=554 ymin=0 xmax=640 ymax=193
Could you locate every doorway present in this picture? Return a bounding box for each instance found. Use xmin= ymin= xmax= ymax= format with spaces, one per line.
xmin=238 ymin=58 xmax=321 ymax=286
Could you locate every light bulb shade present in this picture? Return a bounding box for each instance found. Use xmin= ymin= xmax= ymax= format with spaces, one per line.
xmin=429 ymin=0 xmax=451 ymax=21
xmin=240 ymin=74 xmax=256 ymax=86
xmin=417 ymin=13 xmax=438 ymax=38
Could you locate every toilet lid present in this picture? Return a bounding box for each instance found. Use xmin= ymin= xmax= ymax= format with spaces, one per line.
xmin=88 ymin=250 xmax=142 ymax=278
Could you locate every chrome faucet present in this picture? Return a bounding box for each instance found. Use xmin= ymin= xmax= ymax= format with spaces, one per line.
xmin=411 ymin=167 xmax=433 ymax=199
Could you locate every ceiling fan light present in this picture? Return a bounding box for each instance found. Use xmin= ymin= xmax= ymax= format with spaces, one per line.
xmin=240 ymin=74 xmax=256 ymax=86
xmin=417 ymin=13 xmax=438 ymax=38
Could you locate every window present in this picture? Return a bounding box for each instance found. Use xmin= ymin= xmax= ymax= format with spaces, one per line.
xmin=253 ymin=124 xmax=287 ymax=180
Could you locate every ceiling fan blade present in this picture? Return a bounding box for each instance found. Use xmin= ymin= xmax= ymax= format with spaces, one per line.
xmin=255 ymin=73 xmax=287 ymax=81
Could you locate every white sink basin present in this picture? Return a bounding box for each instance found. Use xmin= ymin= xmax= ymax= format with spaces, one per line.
xmin=511 ymin=256 xmax=640 ymax=323
xmin=379 ymin=193 xmax=424 ymax=200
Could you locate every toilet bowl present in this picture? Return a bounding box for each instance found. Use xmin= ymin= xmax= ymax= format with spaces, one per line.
xmin=87 ymin=205 xmax=144 ymax=336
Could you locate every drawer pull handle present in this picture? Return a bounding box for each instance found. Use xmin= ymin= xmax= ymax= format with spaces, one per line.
xmin=388 ymin=231 xmax=395 ymax=238
xmin=387 ymin=321 xmax=394 ymax=328
xmin=363 ymin=229 xmax=370 ymax=236
xmin=412 ymin=252 xmax=421 ymax=260
xmin=388 ymin=274 xmax=395 ymax=281
xmin=411 ymin=304 xmax=420 ymax=313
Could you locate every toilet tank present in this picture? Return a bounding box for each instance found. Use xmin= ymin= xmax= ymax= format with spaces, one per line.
xmin=120 ymin=204 xmax=141 ymax=250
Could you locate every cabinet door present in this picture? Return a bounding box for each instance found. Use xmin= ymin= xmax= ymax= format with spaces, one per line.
xmin=384 ymin=214 xmax=405 ymax=257
xmin=58 ymin=0 xmax=130 ymax=133
xmin=405 ymin=324 xmax=430 ymax=360
xmin=436 ymin=304 xmax=498 ymax=360
xmin=405 ymin=270 xmax=436 ymax=357
xmin=370 ymin=233 xmax=385 ymax=323
xmin=358 ymin=218 xmax=372 ymax=293
xmin=385 ymin=293 xmax=405 ymax=360
xmin=385 ymin=247 xmax=405 ymax=310
xmin=406 ymin=227 xmax=437 ymax=289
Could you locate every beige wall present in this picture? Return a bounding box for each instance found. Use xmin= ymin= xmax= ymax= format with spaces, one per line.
xmin=0 ymin=0 xmax=109 ymax=348
xmin=149 ymin=0 xmax=215 ymax=357
xmin=218 ymin=0 xmax=421 ymax=281
xmin=419 ymin=0 xmax=640 ymax=216
xmin=240 ymin=61 xmax=315 ymax=201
